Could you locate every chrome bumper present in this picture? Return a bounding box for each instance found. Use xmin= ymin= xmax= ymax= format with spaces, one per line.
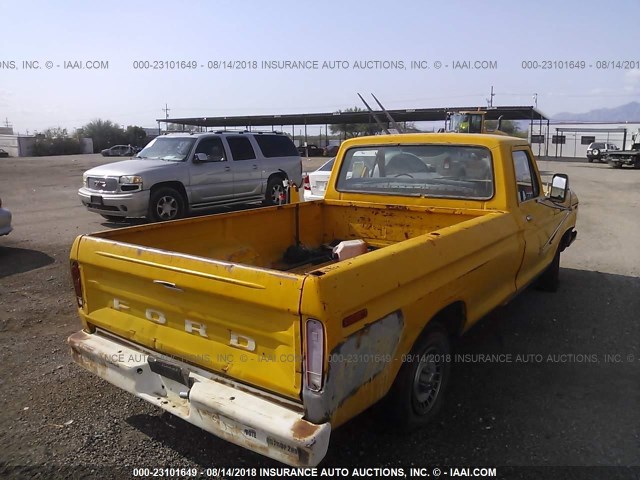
xmin=68 ymin=330 xmax=330 ymax=466
xmin=78 ymin=188 xmax=150 ymax=217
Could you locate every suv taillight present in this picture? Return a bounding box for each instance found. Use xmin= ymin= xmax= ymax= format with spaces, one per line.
xmin=303 ymin=174 xmax=311 ymax=190
xmin=70 ymin=261 xmax=84 ymax=307
xmin=305 ymin=319 xmax=325 ymax=391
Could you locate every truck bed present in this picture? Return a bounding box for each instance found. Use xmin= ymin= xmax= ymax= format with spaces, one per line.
xmin=89 ymin=200 xmax=488 ymax=274
xmin=72 ymin=200 xmax=504 ymax=401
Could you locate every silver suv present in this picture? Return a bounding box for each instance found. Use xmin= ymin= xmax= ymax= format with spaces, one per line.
xmin=79 ymin=132 xmax=302 ymax=222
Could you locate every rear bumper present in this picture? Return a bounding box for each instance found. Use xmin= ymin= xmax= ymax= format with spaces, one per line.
xmin=68 ymin=330 xmax=330 ymax=466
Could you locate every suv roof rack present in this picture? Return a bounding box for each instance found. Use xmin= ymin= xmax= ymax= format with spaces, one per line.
xmin=210 ymin=130 xmax=284 ymax=135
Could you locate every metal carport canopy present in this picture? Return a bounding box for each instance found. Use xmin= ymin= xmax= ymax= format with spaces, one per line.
xmin=158 ymin=105 xmax=547 ymax=128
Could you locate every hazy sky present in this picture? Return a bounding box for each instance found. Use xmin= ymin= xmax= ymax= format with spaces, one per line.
xmin=1 ymin=0 xmax=639 ymax=133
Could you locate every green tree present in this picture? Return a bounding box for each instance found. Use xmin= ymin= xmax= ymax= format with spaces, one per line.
xmin=32 ymin=127 xmax=82 ymax=156
xmin=77 ymin=119 xmax=127 ymax=152
xmin=124 ymin=125 xmax=148 ymax=147
xmin=330 ymin=107 xmax=385 ymax=139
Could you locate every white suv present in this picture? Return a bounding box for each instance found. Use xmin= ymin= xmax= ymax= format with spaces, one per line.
xmin=586 ymin=142 xmax=618 ymax=163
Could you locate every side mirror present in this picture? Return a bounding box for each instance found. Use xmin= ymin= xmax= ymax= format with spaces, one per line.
xmin=549 ymin=174 xmax=569 ymax=203
xmin=194 ymin=152 xmax=208 ymax=162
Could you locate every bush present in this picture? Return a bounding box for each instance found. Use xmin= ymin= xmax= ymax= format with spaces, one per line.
xmin=32 ymin=128 xmax=83 ymax=156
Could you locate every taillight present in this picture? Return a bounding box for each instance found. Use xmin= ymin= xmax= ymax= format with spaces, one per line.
xmin=305 ymin=319 xmax=325 ymax=391
xmin=303 ymin=174 xmax=311 ymax=190
xmin=70 ymin=261 xmax=84 ymax=307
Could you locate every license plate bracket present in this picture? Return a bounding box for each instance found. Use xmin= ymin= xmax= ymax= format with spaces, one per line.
xmin=148 ymin=356 xmax=190 ymax=386
xmin=90 ymin=195 xmax=103 ymax=205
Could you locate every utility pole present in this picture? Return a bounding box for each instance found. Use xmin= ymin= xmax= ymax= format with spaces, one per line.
xmin=533 ymin=93 xmax=538 ymax=108
xmin=162 ymin=103 xmax=170 ymax=132
xmin=489 ymin=86 xmax=495 ymax=107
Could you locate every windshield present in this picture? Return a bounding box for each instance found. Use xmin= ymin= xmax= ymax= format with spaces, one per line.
xmin=136 ymin=137 xmax=196 ymax=161
xmin=335 ymin=145 xmax=494 ymax=200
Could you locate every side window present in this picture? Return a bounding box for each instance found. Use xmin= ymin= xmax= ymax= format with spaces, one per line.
xmin=194 ymin=137 xmax=226 ymax=162
xmin=226 ymin=136 xmax=256 ymax=161
xmin=469 ymin=115 xmax=483 ymax=133
xmin=512 ymin=150 xmax=540 ymax=202
xmin=254 ymin=135 xmax=299 ymax=158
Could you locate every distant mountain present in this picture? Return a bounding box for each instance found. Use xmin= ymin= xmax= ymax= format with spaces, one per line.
xmin=553 ymin=101 xmax=640 ymax=122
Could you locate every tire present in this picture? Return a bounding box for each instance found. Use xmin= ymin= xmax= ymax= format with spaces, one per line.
xmin=591 ymin=148 xmax=600 ymax=157
xmin=610 ymin=162 xmax=622 ymax=169
xmin=587 ymin=157 xmax=593 ymax=163
xmin=536 ymin=247 xmax=560 ymax=292
xmin=100 ymin=214 xmax=127 ymax=222
xmin=382 ymin=327 xmax=451 ymax=431
xmin=148 ymin=187 xmax=185 ymax=222
xmin=264 ymin=176 xmax=286 ymax=206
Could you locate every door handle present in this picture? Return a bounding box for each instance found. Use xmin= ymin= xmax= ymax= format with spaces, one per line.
xmin=526 ymin=215 xmax=534 ymax=222
xmin=252 ymin=164 xmax=258 ymax=170
xmin=224 ymin=166 xmax=231 ymax=171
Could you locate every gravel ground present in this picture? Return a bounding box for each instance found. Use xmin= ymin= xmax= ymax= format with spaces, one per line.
xmin=0 ymin=154 xmax=638 ymax=479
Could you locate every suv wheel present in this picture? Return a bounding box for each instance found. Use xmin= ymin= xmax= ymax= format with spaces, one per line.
xmin=148 ymin=187 xmax=185 ymax=222
xmin=264 ymin=176 xmax=286 ymax=206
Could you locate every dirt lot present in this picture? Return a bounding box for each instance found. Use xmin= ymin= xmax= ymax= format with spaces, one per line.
xmin=0 ymin=154 xmax=638 ymax=478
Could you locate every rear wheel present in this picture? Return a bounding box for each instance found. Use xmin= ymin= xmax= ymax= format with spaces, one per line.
xmin=383 ymin=327 xmax=451 ymax=431
xmin=148 ymin=187 xmax=185 ymax=222
xmin=264 ymin=176 xmax=286 ymax=206
xmin=587 ymin=157 xmax=593 ymax=163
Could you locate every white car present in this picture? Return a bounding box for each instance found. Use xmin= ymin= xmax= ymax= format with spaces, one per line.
xmin=0 ymin=197 xmax=12 ymax=236
xmin=303 ymin=157 xmax=335 ymax=201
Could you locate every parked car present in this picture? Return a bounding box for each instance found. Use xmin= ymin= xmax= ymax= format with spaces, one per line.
xmin=323 ymin=145 xmax=340 ymax=157
xmin=297 ymin=145 xmax=323 ymax=157
xmin=100 ymin=145 xmax=137 ymax=157
xmin=0 ymin=148 xmax=9 ymax=158
xmin=0 ymin=197 xmax=12 ymax=236
xmin=586 ymin=142 xmax=618 ymax=163
xmin=304 ymin=157 xmax=335 ymax=201
xmin=80 ymin=132 xmax=302 ymax=222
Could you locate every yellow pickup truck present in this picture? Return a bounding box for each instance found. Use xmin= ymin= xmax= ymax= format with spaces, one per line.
xmin=68 ymin=133 xmax=578 ymax=466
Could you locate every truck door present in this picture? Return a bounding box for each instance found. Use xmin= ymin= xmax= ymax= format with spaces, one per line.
xmin=188 ymin=136 xmax=234 ymax=204
xmin=224 ymin=136 xmax=263 ymax=198
xmin=512 ymin=149 xmax=563 ymax=289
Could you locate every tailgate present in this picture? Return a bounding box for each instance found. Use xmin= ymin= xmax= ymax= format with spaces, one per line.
xmin=73 ymin=236 xmax=304 ymax=400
